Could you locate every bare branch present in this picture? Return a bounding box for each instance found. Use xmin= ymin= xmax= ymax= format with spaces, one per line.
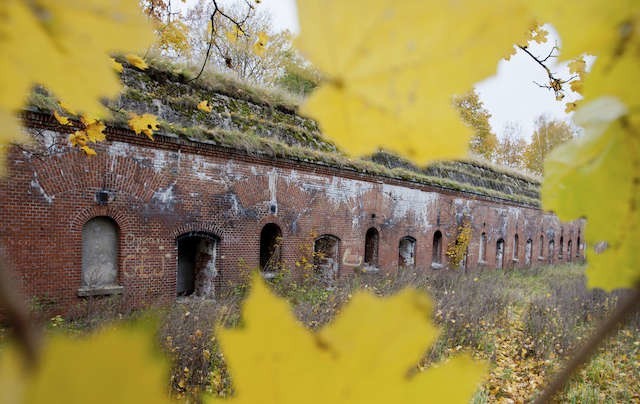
xmin=188 ymin=0 xmax=256 ymax=83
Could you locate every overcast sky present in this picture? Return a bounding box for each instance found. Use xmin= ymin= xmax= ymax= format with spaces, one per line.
xmin=178 ymin=1 xmax=579 ymax=141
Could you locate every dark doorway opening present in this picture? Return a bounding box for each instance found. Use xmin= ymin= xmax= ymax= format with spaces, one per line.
xmin=525 ymin=239 xmax=533 ymax=266
xmin=177 ymin=232 xmax=219 ymax=298
xmin=314 ymin=234 xmax=340 ymax=284
xmin=364 ymin=228 xmax=379 ymax=267
xmin=260 ymin=223 xmax=282 ymax=273
xmin=496 ymin=238 xmax=505 ymax=269
xmin=399 ymin=236 xmax=416 ymax=268
xmin=432 ymin=230 xmax=443 ymax=268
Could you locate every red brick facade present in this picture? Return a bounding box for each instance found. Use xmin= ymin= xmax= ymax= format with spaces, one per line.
xmin=0 ymin=112 xmax=584 ymax=313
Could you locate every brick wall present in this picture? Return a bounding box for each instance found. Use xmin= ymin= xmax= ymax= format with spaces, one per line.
xmin=0 ymin=113 xmax=584 ymax=313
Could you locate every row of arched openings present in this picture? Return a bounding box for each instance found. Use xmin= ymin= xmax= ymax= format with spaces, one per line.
xmin=480 ymin=232 xmax=581 ymax=269
xmin=81 ymin=217 xmax=583 ymax=298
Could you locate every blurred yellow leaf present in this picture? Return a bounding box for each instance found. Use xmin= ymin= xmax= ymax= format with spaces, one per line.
xmin=0 ymin=325 xmax=171 ymax=403
xmin=0 ymin=346 xmax=25 ymax=404
xmin=296 ymin=0 xmax=530 ymax=163
xmin=33 ymin=326 xmax=171 ymax=403
xmin=542 ymin=97 xmax=640 ymax=290
xmin=0 ymin=0 xmax=152 ymax=173
xmin=0 ymin=0 xmax=152 ymax=126
xmin=214 ymin=274 xmax=486 ymax=403
xmin=126 ymin=53 xmax=149 ymax=70
xmin=198 ymin=100 xmax=213 ymax=113
xmin=58 ymin=100 xmax=77 ymax=115
xmin=129 ymin=113 xmax=159 ymax=140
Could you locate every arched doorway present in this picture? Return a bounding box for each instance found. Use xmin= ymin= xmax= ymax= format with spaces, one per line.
xmin=177 ymin=232 xmax=219 ymax=298
xmin=496 ymin=238 xmax=505 ymax=269
xmin=398 ymin=236 xmax=416 ymax=268
xmin=313 ymin=234 xmax=340 ymax=284
xmin=260 ymin=223 xmax=283 ymax=274
xmin=364 ymin=227 xmax=379 ymax=267
xmin=432 ymin=230 xmax=443 ymax=269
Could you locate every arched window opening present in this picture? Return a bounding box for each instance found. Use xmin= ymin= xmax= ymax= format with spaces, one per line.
xmin=559 ymin=236 xmax=564 ymax=259
xmin=539 ymin=234 xmax=544 ymax=258
xmin=177 ymin=232 xmax=219 ymax=298
xmin=567 ymin=240 xmax=573 ymax=262
xmin=525 ymin=239 xmax=533 ymax=266
xmin=313 ymin=235 xmax=340 ymax=283
xmin=479 ymin=232 xmax=487 ymax=262
xmin=548 ymin=240 xmax=555 ymax=264
xmin=364 ymin=228 xmax=379 ymax=267
xmin=260 ymin=223 xmax=283 ymax=274
xmin=496 ymin=238 xmax=505 ymax=269
xmin=81 ymin=217 xmax=120 ymax=293
xmin=398 ymin=236 xmax=416 ymax=268
xmin=513 ymin=234 xmax=519 ymax=260
xmin=432 ymin=230 xmax=443 ymax=268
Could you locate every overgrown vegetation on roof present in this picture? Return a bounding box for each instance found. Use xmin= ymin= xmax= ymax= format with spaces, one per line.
xmin=26 ymin=56 xmax=541 ymax=206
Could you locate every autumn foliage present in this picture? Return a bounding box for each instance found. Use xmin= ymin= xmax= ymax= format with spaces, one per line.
xmin=1 ymin=0 xmax=639 ymax=403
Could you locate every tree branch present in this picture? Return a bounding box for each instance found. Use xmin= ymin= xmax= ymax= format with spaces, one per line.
xmin=188 ymin=0 xmax=255 ymax=83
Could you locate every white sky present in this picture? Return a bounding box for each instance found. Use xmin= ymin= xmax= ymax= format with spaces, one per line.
xmin=177 ymin=1 xmax=579 ymax=141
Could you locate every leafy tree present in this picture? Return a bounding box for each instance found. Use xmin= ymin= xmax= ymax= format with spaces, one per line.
xmin=453 ymin=90 xmax=498 ymax=160
xmin=524 ymin=115 xmax=575 ymax=175
xmin=141 ymin=0 xmax=192 ymax=58
xmin=494 ymin=122 xmax=527 ymax=169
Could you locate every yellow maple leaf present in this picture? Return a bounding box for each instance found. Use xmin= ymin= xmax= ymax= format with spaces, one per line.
xmin=225 ymin=25 xmax=243 ymax=44
xmin=198 ymin=100 xmax=213 ymax=113
xmin=252 ymin=31 xmax=269 ymax=56
xmin=85 ymin=120 xmax=106 ymax=143
xmin=69 ymin=131 xmax=88 ymax=147
xmin=0 ymin=0 xmax=152 ymax=174
xmin=110 ymin=57 xmax=124 ymax=73
xmin=125 ymin=53 xmax=149 ymax=70
xmin=0 ymin=0 xmax=153 ymax=129
xmin=213 ymin=275 xmax=486 ymax=403
xmin=53 ymin=110 xmax=72 ymax=126
xmin=129 ymin=113 xmax=159 ymax=140
xmin=81 ymin=145 xmax=97 ymax=156
xmin=0 ymin=324 xmax=172 ymax=403
xmin=296 ymin=0 xmax=530 ymax=163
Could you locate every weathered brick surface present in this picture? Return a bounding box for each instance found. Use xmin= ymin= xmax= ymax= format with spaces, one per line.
xmin=0 ymin=113 xmax=584 ymax=313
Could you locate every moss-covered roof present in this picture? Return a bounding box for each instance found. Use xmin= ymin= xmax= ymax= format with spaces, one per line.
xmin=26 ymin=56 xmax=541 ymax=207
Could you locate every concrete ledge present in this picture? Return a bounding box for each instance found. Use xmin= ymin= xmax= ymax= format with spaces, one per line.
xmin=431 ymin=262 xmax=444 ymax=270
xmin=359 ymin=265 xmax=380 ymax=274
xmin=77 ymin=285 xmax=123 ymax=297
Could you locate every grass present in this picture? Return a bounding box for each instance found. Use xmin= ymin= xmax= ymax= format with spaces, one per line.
xmin=15 ymin=263 xmax=639 ymax=402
